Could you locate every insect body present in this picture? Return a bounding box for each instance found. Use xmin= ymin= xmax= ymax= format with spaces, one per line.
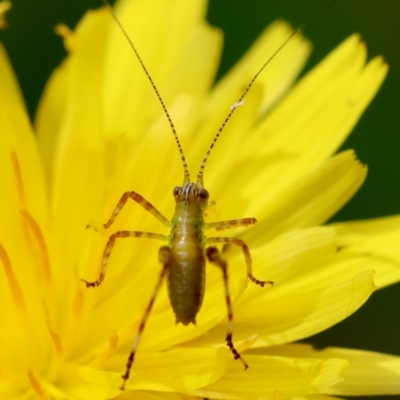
xmin=167 ymin=183 xmax=208 ymax=326
xmin=83 ymin=172 xmax=272 ymax=390
xmin=81 ymin=0 xmax=293 ymax=391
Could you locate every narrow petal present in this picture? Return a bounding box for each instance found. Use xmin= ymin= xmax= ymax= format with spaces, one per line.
xmin=105 ymin=347 xmax=227 ymax=392
xmin=160 ymin=22 xmax=222 ymax=105
xmin=0 ymin=43 xmax=25 ymax=108
xmin=332 ymin=215 xmax=400 ymax=288
xmin=241 ymin=227 xmax=400 ymax=299
xmin=118 ymin=392 xmax=195 ymax=400
xmin=44 ymin=364 xmax=120 ymax=400
xmin=193 ymin=270 xmax=375 ymax=348
xmin=194 ymin=355 xmax=348 ymax=399
xmin=103 ymin=0 xmax=212 ymax=136
xmin=257 ymin=270 xmax=375 ymax=343
xmin=35 ymin=57 xmax=68 ymax=183
xmin=243 ymin=35 xmax=388 ymax=196
xmin=295 ymin=395 xmax=345 ymax=400
xmin=206 ymin=36 xmax=386 ymax=223
xmin=242 ymin=150 xmax=366 ymax=245
xmin=201 ymin=80 xmax=265 ymax=193
xmin=36 ymin=10 xmax=109 ymax=187
xmin=324 ymin=348 xmax=400 ymax=396
xmin=264 ymin=344 xmax=400 ymax=396
xmin=0 ymin=44 xmax=47 ymax=225
xmin=208 ymin=20 xmax=311 ymax=117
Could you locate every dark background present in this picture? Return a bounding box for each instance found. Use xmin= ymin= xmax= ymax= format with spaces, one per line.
xmin=1 ymin=1 xmax=399 ymax=398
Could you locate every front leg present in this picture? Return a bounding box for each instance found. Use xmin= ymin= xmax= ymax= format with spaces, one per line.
xmin=101 ymin=191 xmax=171 ymax=229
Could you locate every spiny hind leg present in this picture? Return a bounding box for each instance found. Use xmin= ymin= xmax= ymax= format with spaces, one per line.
xmin=206 ymin=237 xmax=274 ymax=287
xmin=120 ymin=246 xmax=171 ymax=390
xmin=82 ymin=231 xmax=168 ymax=287
xmin=88 ymin=191 xmax=171 ymax=230
xmin=206 ymin=246 xmax=248 ymax=369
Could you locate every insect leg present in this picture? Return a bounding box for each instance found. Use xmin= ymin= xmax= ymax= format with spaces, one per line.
xmin=206 ymin=246 xmax=248 ymax=369
xmin=95 ymin=191 xmax=171 ymax=230
xmin=206 ymin=237 xmax=274 ymax=287
xmin=120 ymin=245 xmax=171 ymax=390
xmin=205 ymin=217 xmax=257 ymax=231
xmin=82 ymin=231 xmax=168 ymax=287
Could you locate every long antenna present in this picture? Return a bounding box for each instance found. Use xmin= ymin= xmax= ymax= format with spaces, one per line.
xmin=102 ymin=0 xmax=191 ymax=184
xmin=196 ymin=27 xmax=300 ymax=187
xmin=196 ymin=0 xmax=343 ymax=187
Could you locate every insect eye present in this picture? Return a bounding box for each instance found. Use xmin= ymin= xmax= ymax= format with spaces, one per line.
xmin=173 ymin=186 xmax=181 ymax=196
xmin=198 ymin=188 xmax=209 ymax=200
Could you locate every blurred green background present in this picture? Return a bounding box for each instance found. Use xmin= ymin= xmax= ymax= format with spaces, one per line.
xmin=1 ymin=1 xmax=399 ymax=398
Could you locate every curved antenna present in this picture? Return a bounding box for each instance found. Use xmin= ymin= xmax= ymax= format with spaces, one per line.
xmin=196 ymin=0 xmax=343 ymax=188
xmin=102 ymin=0 xmax=190 ymax=184
xmin=196 ymin=27 xmax=301 ymax=187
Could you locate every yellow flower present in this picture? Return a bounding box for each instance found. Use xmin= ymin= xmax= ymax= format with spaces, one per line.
xmin=1 ymin=0 xmax=400 ymax=398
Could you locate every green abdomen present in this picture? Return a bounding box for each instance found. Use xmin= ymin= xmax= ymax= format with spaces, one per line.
xmin=167 ymin=221 xmax=205 ymax=326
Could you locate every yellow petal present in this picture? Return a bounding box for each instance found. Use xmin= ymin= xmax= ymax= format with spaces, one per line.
xmin=195 ymin=355 xmax=348 ymax=399
xmin=324 ymin=348 xmax=400 ymax=396
xmin=0 ymin=44 xmax=47 ymax=225
xmin=241 ymin=150 xmax=366 ymax=246
xmin=199 ymin=80 xmax=265 ymax=191
xmin=265 ymin=344 xmax=400 ymax=396
xmin=243 ymin=35 xmax=387 ymax=195
xmin=103 ymin=0 xmax=214 ymax=136
xmin=203 ymin=35 xmax=386 ymax=223
xmin=332 ymin=215 xmax=400 ymax=288
xmin=208 ymin=20 xmax=311 ymax=117
xmin=35 ymin=51 xmax=69 ymax=183
xmin=37 ymin=9 xmax=109 ymax=187
xmin=0 ymin=42 xmax=25 ymax=108
xmin=192 ymin=270 xmax=375 ymax=348
xmin=44 ymin=364 xmax=120 ymax=400
xmin=2 ymin=0 xmax=394 ymax=397
xmin=293 ymin=395 xmax=344 ymax=400
xmin=118 ymin=391 xmax=194 ymax=400
xmin=249 ymin=271 xmax=375 ymax=345
xmin=105 ymin=347 xmax=227 ymax=392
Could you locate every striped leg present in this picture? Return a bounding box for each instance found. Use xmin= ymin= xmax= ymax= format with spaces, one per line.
xmin=205 ymin=217 xmax=257 ymax=231
xmin=206 ymin=237 xmax=274 ymax=287
xmin=120 ymin=246 xmax=171 ymax=390
xmin=102 ymin=191 xmax=171 ymax=229
xmin=82 ymin=231 xmax=168 ymax=287
xmin=206 ymin=246 xmax=248 ymax=369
